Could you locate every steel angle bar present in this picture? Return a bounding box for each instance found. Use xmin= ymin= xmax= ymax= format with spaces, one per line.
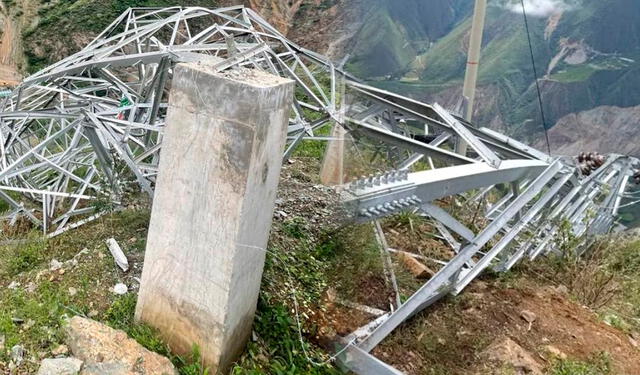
xmin=356 ymin=160 xmax=563 ymax=353
xmin=84 ymin=111 xmax=153 ymax=195
xmin=421 ymin=203 xmax=475 ymax=242
xmin=486 ymin=191 xmax=513 ymax=217
xmin=346 ymin=84 xmax=452 ymax=135
xmin=532 ymin=168 xmax=617 ymax=258
xmin=373 ymin=220 xmax=402 ymax=308
xmin=477 ymin=127 xmax=552 ymax=163
xmin=357 ymin=274 xmax=452 ymax=353
xmin=24 ymin=51 xmax=174 ymax=86
xmin=398 ymin=132 xmax=451 ymax=170
xmin=453 ymin=168 xmax=570 ymax=293
xmin=495 ymin=172 xmax=576 ymax=272
xmin=337 ymin=344 xmax=405 ymax=375
xmin=345 ymin=160 xmax=550 ymax=222
xmin=431 ymin=103 xmax=501 ymax=167
xmin=212 ymin=43 xmax=271 ymax=72
xmin=345 ymin=117 xmax=475 ymax=165
xmin=0 ymin=190 xmax=40 ymax=225
xmin=409 ymin=159 xmax=548 ymax=204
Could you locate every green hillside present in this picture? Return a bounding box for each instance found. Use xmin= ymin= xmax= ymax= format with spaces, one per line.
xmin=346 ymin=0 xmax=640 ymax=141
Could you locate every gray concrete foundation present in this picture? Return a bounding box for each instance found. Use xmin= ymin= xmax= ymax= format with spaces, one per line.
xmin=135 ymin=62 xmax=294 ymax=372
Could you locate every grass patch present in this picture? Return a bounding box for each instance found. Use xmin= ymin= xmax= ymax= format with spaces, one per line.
xmin=549 ymin=352 xmax=612 ymax=375
xmin=4 ymin=237 xmax=47 ymax=277
xmin=104 ymin=294 xmax=210 ymax=375
xmin=232 ymin=297 xmax=339 ymax=375
xmin=0 ymin=209 xmax=151 ymax=372
xmin=549 ymin=65 xmax=599 ymax=83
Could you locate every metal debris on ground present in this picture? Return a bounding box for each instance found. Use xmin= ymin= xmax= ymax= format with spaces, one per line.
xmin=105 ymin=238 xmax=129 ymax=272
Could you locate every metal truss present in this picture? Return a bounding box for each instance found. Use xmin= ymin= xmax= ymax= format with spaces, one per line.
xmin=336 ymin=83 xmax=639 ymax=372
xmin=0 ymin=6 xmax=638 ymax=374
xmin=0 ymin=6 xmax=345 ymax=236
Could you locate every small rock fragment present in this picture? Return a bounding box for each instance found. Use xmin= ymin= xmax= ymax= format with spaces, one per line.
xmin=520 ymin=310 xmax=537 ymax=323
xmin=65 ymin=317 xmax=176 ymax=374
xmin=26 ymin=282 xmax=37 ymax=293
xmin=51 ymin=344 xmax=69 ymax=356
xmin=87 ymin=310 xmax=99 ymax=318
xmin=482 ymin=337 xmax=543 ymax=375
xmin=397 ymin=252 xmax=434 ymax=279
xmin=113 ymin=283 xmax=128 ymax=295
xmin=23 ymin=319 xmax=36 ymax=331
xmin=11 ymin=345 xmax=25 ymax=366
xmin=77 ymin=248 xmax=90 ymax=257
xmin=474 ymin=280 xmax=489 ymax=291
xmin=105 ymin=238 xmax=129 ymax=272
xmin=50 ymin=259 xmax=63 ymax=271
xmin=8 ymin=281 xmax=20 ymax=290
xmin=68 ymin=287 xmax=77 ymax=297
xmin=555 ymin=284 xmax=569 ymax=295
xmin=36 ymin=357 xmax=83 ymax=375
xmin=545 ymin=345 xmax=567 ymax=359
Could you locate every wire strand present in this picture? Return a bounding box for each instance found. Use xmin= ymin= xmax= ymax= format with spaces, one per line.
xmin=238 ymin=243 xmax=356 ymax=367
xmin=520 ymin=0 xmax=552 ymax=155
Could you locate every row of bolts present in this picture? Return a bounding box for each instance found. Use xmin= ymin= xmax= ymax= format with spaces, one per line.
xmin=349 ymin=170 xmax=409 ymax=191
xmin=359 ymin=195 xmax=422 ymax=217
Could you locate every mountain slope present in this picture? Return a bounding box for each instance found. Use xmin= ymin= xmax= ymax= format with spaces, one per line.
xmin=0 ymin=0 xmax=349 ymax=76
xmin=346 ymin=0 xmax=640 ymax=149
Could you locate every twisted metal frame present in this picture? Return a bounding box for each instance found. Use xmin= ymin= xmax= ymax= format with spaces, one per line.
xmin=0 ymin=6 xmax=343 ymax=236
xmin=0 ymin=6 xmax=637 ymax=374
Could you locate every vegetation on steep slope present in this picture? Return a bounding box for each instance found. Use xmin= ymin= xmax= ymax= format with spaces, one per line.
xmin=20 ymin=0 xmax=221 ymax=72
xmin=346 ymin=0 xmax=640 ymax=144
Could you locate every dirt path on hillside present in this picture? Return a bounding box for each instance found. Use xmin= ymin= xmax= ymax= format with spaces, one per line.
xmin=0 ymin=7 xmax=22 ymax=87
xmin=374 ymin=279 xmax=640 ymax=374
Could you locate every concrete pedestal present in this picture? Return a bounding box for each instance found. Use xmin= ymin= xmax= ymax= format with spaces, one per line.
xmin=135 ymin=62 xmax=294 ymax=372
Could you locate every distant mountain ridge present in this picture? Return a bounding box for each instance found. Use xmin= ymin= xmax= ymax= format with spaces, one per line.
xmin=1 ymin=0 xmax=639 ymax=156
xmin=344 ymin=0 xmax=640 ymax=154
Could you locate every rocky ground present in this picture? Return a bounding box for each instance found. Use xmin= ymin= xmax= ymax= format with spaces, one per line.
xmin=0 ymin=153 xmax=639 ymax=375
xmin=376 ymin=276 xmax=640 ymax=374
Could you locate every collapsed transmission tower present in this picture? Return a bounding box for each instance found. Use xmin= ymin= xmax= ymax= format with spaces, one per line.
xmin=0 ymin=6 xmax=637 ymax=374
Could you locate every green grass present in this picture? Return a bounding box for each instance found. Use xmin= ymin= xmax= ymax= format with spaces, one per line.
xmin=549 ymin=352 xmax=612 ymax=375
xmin=549 ymin=65 xmax=599 ymax=83
xmin=104 ymin=294 xmax=211 ymax=375
xmin=4 ymin=237 xmax=47 ymax=276
xmin=232 ymin=298 xmax=339 ymax=375
xmin=0 ymin=209 xmax=151 ymax=372
xmin=23 ymin=0 xmax=223 ymax=72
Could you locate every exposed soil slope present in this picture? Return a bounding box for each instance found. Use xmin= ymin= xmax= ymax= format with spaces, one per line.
xmin=375 ymin=278 xmax=640 ymax=374
xmin=545 ymin=105 xmax=640 ymax=157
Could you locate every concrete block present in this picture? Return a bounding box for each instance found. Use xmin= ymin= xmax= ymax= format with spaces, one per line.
xmin=135 ymin=62 xmax=294 ymax=372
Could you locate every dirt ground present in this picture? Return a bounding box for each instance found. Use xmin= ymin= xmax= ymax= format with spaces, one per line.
xmin=0 ymin=11 xmax=22 ymax=87
xmin=372 ymin=276 xmax=640 ymax=374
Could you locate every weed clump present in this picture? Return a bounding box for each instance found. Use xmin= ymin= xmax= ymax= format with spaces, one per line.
xmin=549 ymin=352 xmax=612 ymax=375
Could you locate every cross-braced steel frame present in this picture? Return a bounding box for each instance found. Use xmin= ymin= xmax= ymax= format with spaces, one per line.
xmin=0 ymin=6 xmax=638 ymax=374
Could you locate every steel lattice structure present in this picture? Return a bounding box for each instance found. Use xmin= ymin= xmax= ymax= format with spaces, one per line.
xmin=0 ymin=6 xmax=344 ymax=236
xmin=0 ymin=6 xmax=638 ymax=374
